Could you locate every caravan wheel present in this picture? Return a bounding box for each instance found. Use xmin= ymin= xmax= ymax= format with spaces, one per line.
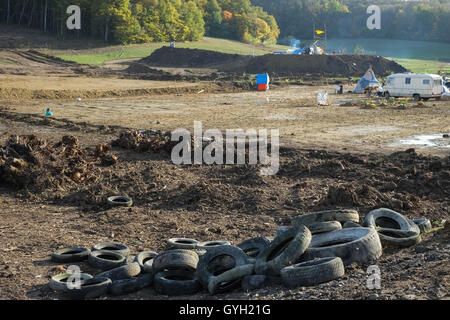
xmin=384 ymin=92 xmax=390 ymax=99
xmin=413 ymin=94 xmax=420 ymax=101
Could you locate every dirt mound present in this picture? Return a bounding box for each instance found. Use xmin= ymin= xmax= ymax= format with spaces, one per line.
xmin=111 ymin=130 xmax=175 ymax=153
xmin=126 ymin=63 xmax=172 ymax=75
xmin=1 ymin=130 xmax=448 ymax=219
xmin=223 ymin=54 xmax=406 ymax=76
xmin=0 ymin=134 xmax=115 ymax=190
xmin=140 ymin=46 xmax=244 ymax=68
xmin=138 ymin=47 xmax=406 ymax=76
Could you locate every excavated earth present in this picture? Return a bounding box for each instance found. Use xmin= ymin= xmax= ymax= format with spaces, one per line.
xmin=0 ymin=112 xmax=448 ymax=300
xmin=135 ymin=46 xmax=407 ymax=77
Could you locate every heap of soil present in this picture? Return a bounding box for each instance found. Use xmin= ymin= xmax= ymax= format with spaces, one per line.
xmin=0 ymin=134 xmax=115 ymax=191
xmin=229 ymin=54 xmax=407 ymax=76
xmin=111 ymin=130 xmax=175 ymax=153
xmin=1 ymin=132 xmax=449 ymax=220
xmin=136 ymin=47 xmax=407 ymax=77
xmin=139 ymin=46 xmax=244 ymax=68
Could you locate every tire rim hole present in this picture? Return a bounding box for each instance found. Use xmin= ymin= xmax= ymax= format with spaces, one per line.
xmin=375 ymin=217 xmax=400 ymax=229
xmin=207 ymin=254 xmax=236 ymax=275
xmin=62 ymin=250 xmax=82 ymax=255
xmin=99 ymin=246 xmax=123 ymax=251
xmin=379 ymin=230 xmax=408 ymax=238
xmin=112 ymin=198 xmax=129 ymax=203
xmin=143 ymin=257 xmax=153 ymax=264
xmin=98 ymin=254 xmax=121 ymax=260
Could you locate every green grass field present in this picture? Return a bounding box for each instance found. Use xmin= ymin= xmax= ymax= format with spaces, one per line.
xmin=389 ymin=58 xmax=449 ymax=74
xmin=53 ymin=37 xmax=289 ymax=65
xmin=52 ymin=36 xmax=449 ymax=74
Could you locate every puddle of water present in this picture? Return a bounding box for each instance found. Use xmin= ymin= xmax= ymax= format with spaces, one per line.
xmin=264 ymin=114 xmax=303 ymax=121
xmin=335 ymin=98 xmax=357 ymax=104
xmin=390 ymin=134 xmax=450 ymax=148
xmin=335 ymin=125 xmax=399 ymax=135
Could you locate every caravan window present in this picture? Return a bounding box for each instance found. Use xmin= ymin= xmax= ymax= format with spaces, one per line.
xmin=387 ymin=78 xmax=395 ymax=86
xmin=423 ymin=79 xmax=430 ymax=85
xmin=405 ymin=78 xmax=411 ymax=84
xmin=434 ymin=80 xmax=442 ymax=86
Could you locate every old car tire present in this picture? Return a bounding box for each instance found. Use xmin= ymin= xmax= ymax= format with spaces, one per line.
xmin=134 ymin=251 xmax=158 ymax=273
xmin=413 ymin=218 xmax=432 ymax=234
xmin=96 ymin=262 xmax=141 ymax=281
xmin=88 ymin=250 xmax=126 ymax=270
xmin=107 ymin=196 xmax=133 ymax=207
xmin=306 ymin=221 xmax=342 ymax=234
xmin=376 ymin=228 xmax=422 ymax=247
xmin=255 ymin=225 xmax=312 ymax=276
xmin=364 ymin=208 xmax=420 ymax=233
xmin=196 ymin=245 xmax=250 ymax=290
xmin=167 ymin=238 xmax=199 ymax=250
xmin=292 ymin=209 xmax=359 ymax=226
xmin=154 ymin=270 xmax=201 ymax=296
xmin=49 ymin=273 xmax=93 ymax=292
xmin=109 ymin=274 xmax=153 ymax=296
xmin=67 ymin=277 xmax=112 ymax=300
xmin=301 ymin=227 xmax=382 ymax=266
xmin=343 ymin=221 xmax=363 ymax=229
xmin=237 ymin=237 xmax=271 ymax=258
xmin=281 ymin=257 xmax=345 ymax=288
xmin=364 ymin=208 xmax=421 ymax=246
xmin=152 ymin=249 xmax=199 ymax=275
xmin=91 ymin=242 xmax=130 ymax=257
xmin=51 ymin=247 xmax=90 ymax=263
xmin=207 ymin=264 xmax=254 ymax=295
xmin=197 ymin=241 xmax=231 ymax=251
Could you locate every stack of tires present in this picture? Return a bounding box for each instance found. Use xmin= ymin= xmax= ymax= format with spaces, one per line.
xmin=48 ymin=208 xmax=430 ymax=298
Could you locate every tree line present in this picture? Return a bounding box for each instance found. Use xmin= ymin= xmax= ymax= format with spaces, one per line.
xmin=0 ymin=0 xmax=279 ymax=44
xmin=0 ymin=0 xmax=449 ymax=44
xmin=251 ymin=0 xmax=450 ymax=44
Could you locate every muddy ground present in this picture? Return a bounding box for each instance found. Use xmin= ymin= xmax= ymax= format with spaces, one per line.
xmin=0 ymin=110 xmax=449 ymax=300
xmin=0 ymin=28 xmax=449 ymax=301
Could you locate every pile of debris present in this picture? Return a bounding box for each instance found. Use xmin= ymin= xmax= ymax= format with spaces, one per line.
xmin=111 ymin=130 xmax=175 ymax=153
xmin=47 ymin=208 xmax=433 ymax=299
xmin=0 ymin=134 xmax=116 ymax=190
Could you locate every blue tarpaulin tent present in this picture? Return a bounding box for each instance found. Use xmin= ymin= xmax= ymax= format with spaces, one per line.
xmin=353 ymin=68 xmax=380 ymax=93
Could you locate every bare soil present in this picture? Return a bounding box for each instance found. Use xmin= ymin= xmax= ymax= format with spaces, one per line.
xmin=0 ymin=28 xmax=448 ymax=301
xmin=139 ymin=46 xmax=407 ymax=76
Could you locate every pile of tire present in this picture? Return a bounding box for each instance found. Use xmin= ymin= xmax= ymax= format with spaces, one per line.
xmin=48 ymin=208 xmax=430 ymax=299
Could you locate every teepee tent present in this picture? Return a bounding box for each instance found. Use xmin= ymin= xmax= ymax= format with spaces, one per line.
xmin=353 ymin=68 xmax=380 ymax=93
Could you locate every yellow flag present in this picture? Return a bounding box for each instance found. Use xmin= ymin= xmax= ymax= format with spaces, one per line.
xmin=315 ymin=30 xmax=325 ymax=34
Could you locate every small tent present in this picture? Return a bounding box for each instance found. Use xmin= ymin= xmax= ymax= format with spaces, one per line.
xmin=353 ymin=68 xmax=380 ymax=93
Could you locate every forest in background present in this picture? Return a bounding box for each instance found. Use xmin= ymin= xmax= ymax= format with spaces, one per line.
xmin=0 ymin=0 xmax=449 ymax=45
xmin=0 ymin=0 xmax=279 ymax=44
xmin=252 ymin=0 xmax=450 ymax=44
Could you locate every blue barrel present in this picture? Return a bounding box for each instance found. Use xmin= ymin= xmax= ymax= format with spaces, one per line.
xmin=256 ymin=73 xmax=269 ymax=85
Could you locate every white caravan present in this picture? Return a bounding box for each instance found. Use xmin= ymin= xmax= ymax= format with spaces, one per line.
xmin=383 ymin=73 xmax=444 ymax=101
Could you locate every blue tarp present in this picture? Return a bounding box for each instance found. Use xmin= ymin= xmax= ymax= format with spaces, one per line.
xmin=353 ymin=68 xmax=380 ymax=93
xmin=257 ymin=74 xmax=270 ymax=85
xmin=292 ymin=48 xmax=306 ymax=55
